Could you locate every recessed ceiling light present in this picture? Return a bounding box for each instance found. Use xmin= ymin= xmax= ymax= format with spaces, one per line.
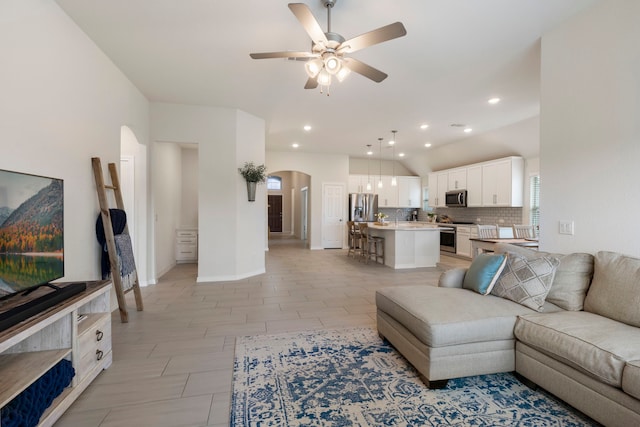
xmin=388 ymin=140 xmax=395 ymax=146
xmin=424 ymin=143 xmax=432 ymax=148
xmin=399 ymin=153 xmax=405 ymax=157
xmin=488 ymin=97 xmax=501 ymax=104
xmin=292 ymin=143 xmax=299 ymax=148
xmin=303 ymin=125 xmax=312 ymax=131
xmin=366 ymin=150 xmax=373 ymax=155
xmin=420 ymin=124 xmax=429 ymax=130
xmin=464 ymin=128 xmax=473 ymax=133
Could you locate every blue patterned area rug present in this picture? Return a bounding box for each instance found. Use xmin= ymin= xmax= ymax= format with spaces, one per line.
xmin=231 ymin=327 xmax=598 ymax=426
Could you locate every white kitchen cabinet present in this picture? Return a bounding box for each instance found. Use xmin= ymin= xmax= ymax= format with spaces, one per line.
xmin=377 ymin=176 xmax=399 ymax=207
xmin=448 ymin=168 xmax=467 ymax=191
xmin=349 ymin=175 xmax=383 ymax=194
xmin=176 ymin=229 xmax=198 ymax=263
xmin=428 ymin=172 xmax=449 ymax=208
xmin=350 ymin=175 xmax=422 ymax=208
xmin=456 ymin=226 xmax=472 ymax=258
xmin=430 ymin=156 xmax=524 ymax=208
xmin=348 ymin=175 xmax=361 ymax=193
xmin=427 ymin=173 xmax=438 ymax=208
xmin=481 ymin=157 xmax=524 ymax=207
xmin=466 ymin=165 xmax=483 ymax=207
xmin=348 ymin=175 xmax=371 ymax=193
xmin=397 ymin=176 xmax=421 ymax=208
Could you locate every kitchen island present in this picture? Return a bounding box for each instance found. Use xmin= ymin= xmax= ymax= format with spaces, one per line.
xmin=368 ymin=222 xmax=452 ymax=269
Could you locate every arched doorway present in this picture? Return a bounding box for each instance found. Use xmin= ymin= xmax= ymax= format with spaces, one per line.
xmin=120 ymin=125 xmax=149 ymax=285
xmin=267 ymin=170 xmax=311 ymax=248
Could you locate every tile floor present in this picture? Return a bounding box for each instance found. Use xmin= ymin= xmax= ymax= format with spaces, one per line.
xmin=55 ymin=239 xmax=470 ymax=427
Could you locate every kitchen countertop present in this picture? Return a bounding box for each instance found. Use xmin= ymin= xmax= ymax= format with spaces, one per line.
xmin=369 ymin=222 xmax=452 ymax=231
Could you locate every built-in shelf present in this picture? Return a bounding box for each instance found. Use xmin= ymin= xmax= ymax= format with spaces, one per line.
xmin=0 ymin=281 xmax=112 ymax=426
xmin=0 ymin=349 xmax=72 ymax=406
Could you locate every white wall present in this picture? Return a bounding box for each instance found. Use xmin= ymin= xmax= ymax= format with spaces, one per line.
xmin=266 ymin=151 xmax=349 ymax=250
xmin=522 ymin=157 xmax=540 ymax=226
xmin=234 ymin=110 xmax=267 ymax=277
xmin=0 ymin=0 xmax=149 ymax=282
xmin=539 ymin=0 xmax=640 ymax=256
xmin=153 ymin=142 xmax=182 ymax=277
xmin=151 ymin=103 xmax=266 ymax=282
xmin=180 ymin=147 xmax=199 ymax=228
xmin=349 ymin=159 xmax=416 ymax=176
xmin=404 ymin=116 xmax=540 ymax=176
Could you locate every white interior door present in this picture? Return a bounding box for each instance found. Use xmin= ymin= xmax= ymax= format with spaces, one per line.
xmin=322 ymin=183 xmax=344 ymax=249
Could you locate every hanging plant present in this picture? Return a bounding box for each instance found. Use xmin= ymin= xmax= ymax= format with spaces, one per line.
xmin=238 ymin=162 xmax=267 ymax=183
xmin=238 ymin=162 xmax=267 ymax=202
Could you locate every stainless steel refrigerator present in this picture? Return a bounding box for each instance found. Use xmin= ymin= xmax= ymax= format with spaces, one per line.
xmin=349 ymin=193 xmax=378 ymax=222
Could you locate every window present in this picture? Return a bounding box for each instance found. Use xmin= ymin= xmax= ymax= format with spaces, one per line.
xmin=530 ymin=174 xmax=540 ymax=228
xmin=267 ymin=176 xmax=282 ymax=190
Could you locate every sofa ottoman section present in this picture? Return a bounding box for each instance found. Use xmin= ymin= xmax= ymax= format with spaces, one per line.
xmin=376 ymin=285 xmax=539 ymax=388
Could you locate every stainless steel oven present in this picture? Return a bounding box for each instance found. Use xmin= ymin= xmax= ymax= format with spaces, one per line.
xmin=439 ymin=226 xmax=456 ymax=253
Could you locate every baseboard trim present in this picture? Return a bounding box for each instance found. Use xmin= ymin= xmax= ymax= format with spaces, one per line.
xmin=197 ymin=268 xmax=266 ymax=283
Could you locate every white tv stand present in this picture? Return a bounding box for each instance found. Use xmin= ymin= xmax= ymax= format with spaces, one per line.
xmin=0 ymin=281 xmax=112 ymax=427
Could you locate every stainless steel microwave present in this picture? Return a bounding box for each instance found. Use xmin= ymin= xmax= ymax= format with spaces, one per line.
xmin=445 ymin=190 xmax=467 ymax=207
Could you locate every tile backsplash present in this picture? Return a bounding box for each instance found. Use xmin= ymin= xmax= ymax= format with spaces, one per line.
xmin=418 ymin=207 xmax=524 ymax=225
xmin=378 ymin=206 xmax=524 ymax=226
xmin=379 ymin=207 xmax=419 ymax=221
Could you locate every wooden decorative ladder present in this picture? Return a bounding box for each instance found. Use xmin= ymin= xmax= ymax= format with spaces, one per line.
xmin=91 ymin=157 xmax=143 ymax=322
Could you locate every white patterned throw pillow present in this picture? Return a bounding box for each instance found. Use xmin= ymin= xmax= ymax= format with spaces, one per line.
xmin=491 ymin=252 xmax=560 ymax=311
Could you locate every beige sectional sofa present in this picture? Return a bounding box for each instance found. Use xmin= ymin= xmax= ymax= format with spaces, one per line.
xmin=376 ymin=244 xmax=640 ymax=427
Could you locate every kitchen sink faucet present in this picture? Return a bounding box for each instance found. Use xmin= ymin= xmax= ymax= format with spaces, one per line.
xmin=396 ymin=209 xmax=403 ymax=226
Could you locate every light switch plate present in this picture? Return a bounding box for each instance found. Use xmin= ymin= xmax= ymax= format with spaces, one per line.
xmin=559 ymin=220 xmax=574 ymax=235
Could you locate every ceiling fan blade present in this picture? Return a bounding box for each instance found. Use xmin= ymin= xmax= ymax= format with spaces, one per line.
xmin=250 ymin=51 xmax=317 ymax=59
xmin=288 ymin=3 xmax=329 ymax=46
xmin=304 ymin=76 xmax=318 ymax=89
xmin=339 ymin=22 xmax=407 ymax=54
xmin=343 ymin=58 xmax=388 ymax=83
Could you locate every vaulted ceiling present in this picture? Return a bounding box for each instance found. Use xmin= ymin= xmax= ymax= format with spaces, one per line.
xmin=56 ymin=0 xmax=599 ymax=172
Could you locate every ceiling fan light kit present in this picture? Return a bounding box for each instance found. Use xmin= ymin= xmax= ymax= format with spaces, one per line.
xmin=250 ymin=0 xmax=407 ymax=94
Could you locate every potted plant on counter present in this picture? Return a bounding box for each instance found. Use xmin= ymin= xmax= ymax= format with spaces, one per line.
xmin=238 ymin=162 xmax=267 ymax=202
xmin=375 ymin=212 xmax=389 ymax=225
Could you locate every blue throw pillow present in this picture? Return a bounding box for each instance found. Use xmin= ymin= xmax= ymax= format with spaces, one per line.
xmin=463 ymin=253 xmax=508 ymax=295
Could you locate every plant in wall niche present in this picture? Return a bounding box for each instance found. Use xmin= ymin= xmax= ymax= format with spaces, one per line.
xmin=238 ymin=162 xmax=267 ymax=202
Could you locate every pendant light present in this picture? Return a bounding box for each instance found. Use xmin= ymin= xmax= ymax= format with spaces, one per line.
xmin=390 ymin=130 xmax=398 ymax=186
xmin=378 ymin=138 xmax=384 ymax=188
xmin=366 ymin=144 xmax=372 ymax=191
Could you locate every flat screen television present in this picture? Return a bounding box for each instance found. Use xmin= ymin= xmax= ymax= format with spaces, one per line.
xmin=0 ymin=169 xmax=64 ymax=298
xmin=0 ymin=169 xmax=87 ymax=332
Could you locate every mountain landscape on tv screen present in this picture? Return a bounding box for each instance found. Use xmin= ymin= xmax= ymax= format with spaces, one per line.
xmin=0 ymin=180 xmax=63 ymax=254
xmin=0 ymin=179 xmax=63 ymax=294
xmin=0 ymin=207 xmax=12 ymax=226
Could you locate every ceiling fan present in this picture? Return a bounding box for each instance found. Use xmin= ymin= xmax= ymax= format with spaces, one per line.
xmin=249 ymin=1 xmax=407 ymax=92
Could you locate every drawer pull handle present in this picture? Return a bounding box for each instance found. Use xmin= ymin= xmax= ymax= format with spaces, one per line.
xmin=96 ymin=350 xmax=104 ymax=361
xmin=96 ymin=330 xmax=104 ymax=341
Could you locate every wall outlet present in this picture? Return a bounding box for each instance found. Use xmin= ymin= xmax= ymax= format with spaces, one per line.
xmin=498 ymin=219 xmax=505 ymax=224
xmin=559 ymin=220 xmax=574 ymax=235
